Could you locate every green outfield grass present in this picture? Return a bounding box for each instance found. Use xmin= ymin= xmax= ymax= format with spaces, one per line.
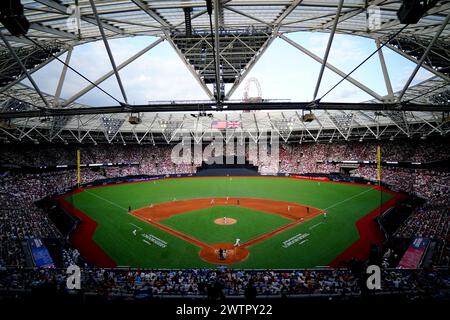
xmin=160 ymin=205 xmax=292 ymax=244
xmin=65 ymin=177 xmax=395 ymax=268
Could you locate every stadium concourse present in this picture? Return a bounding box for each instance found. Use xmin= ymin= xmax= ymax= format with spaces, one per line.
xmin=0 ymin=138 xmax=449 ymax=301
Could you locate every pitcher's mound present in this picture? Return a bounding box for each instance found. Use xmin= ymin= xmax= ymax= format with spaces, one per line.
xmin=214 ymin=217 xmax=237 ymax=225
xmin=199 ymin=243 xmax=249 ymax=265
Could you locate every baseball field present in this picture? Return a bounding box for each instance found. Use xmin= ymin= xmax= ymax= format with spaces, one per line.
xmin=59 ymin=176 xmax=401 ymax=268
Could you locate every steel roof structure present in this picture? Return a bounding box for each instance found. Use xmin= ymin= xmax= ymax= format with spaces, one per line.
xmin=0 ymin=0 xmax=449 ymax=144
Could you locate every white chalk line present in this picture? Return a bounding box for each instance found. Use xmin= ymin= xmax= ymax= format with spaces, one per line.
xmin=309 ymin=221 xmax=325 ymax=230
xmin=84 ymin=190 xmax=128 ymax=212
xmin=129 ymin=223 xmax=143 ymax=231
xmin=323 ymin=188 xmax=375 ymax=210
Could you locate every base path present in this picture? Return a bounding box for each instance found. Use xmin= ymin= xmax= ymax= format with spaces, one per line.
xmin=199 ymin=243 xmax=250 ymax=265
xmin=130 ymin=197 xmax=323 ymax=265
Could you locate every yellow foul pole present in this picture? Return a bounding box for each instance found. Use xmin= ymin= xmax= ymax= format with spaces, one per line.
xmin=77 ymin=149 xmax=81 ymax=187
xmin=377 ymin=145 xmax=381 ymax=186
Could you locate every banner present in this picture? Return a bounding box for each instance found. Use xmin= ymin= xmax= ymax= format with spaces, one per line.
xmin=29 ymin=239 xmax=55 ymax=268
xmin=397 ymin=237 xmax=430 ymax=269
xmin=293 ymin=175 xmax=330 ymax=181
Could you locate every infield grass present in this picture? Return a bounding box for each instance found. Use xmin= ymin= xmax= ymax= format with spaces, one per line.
xmin=160 ymin=205 xmax=292 ymax=244
xmin=65 ymin=177 xmax=394 ymax=268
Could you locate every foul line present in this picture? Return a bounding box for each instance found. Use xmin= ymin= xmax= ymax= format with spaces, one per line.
xmin=324 ymin=188 xmax=375 ymax=210
xmin=84 ymin=190 xmax=128 ymax=212
xmin=129 ymin=223 xmax=142 ymax=231
xmin=309 ymin=221 xmax=324 ymax=230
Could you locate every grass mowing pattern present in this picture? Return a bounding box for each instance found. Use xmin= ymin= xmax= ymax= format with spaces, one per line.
xmin=65 ymin=177 xmax=394 ymax=268
xmin=160 ymin=205 xmax=292 ymax=244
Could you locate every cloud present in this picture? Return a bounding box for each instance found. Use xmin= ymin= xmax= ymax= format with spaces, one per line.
xmin=20 ymin=33 xmax=426 ymax=106
xmin=309 ymin=34 xmax=373 ymax=68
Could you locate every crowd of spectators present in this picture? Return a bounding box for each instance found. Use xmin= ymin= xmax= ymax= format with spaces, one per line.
xmin=0 ymin=144 xmax=197 ymax=175
xmin=0 ymin=173 xmax=62 ymax=267
xmin=352 ymin=167 xmax=449 ymax=205
xmin=395 ymin=206 xmax=449 ymax=241
xmin=276 ymin=140 xmax=449 ymax=267
xmin=0 ymin=267 xmax=448 ymax=300
xmin=0 ymin=138 xmax=448 ymax=282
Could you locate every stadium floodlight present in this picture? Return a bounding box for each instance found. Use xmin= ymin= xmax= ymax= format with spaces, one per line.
xmin=302 ymin=113 xmax=316 ymax=122
xmin=128 ymin=115 xmax=142 ymax=125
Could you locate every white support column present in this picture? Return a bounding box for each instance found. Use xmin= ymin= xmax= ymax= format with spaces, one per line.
xmin=0 ymin=33 xmax=50 ymax=109
xmin=280 ymin=34 xmax=383 ymax=101
xmin=165 ymin=34 xmax=214 ymax=100
xmin=53 ymin=48 xmax=73 ymax=107
xmin=398 ymin=12 xmax=450 ymax=101
xmin=213 ymin=0 xmax=222 ymax=103
xmin=385 ymin=44 xmax=450 ymax=82
xmin=313 ymin=0 xmax=344 ymax=100
xmin=375 ymin=39 xmax=394 ymax=100
xmin=63 ymin=39 xmax=164 ymax=107
xmin=89 ymin=0 xmax=128 ymax=104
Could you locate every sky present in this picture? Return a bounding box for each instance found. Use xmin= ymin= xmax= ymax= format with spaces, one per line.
xmin=23 ymin=32 xmax=434 ymax=107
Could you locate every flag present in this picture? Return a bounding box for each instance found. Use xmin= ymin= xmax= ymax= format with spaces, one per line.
xmin=226 ymin=121 xmax=241 ymax=129
xmin=212 ymin=121 xmax=227 ymax=129
xmin=212 ymin=121 xmax=241 ymax=129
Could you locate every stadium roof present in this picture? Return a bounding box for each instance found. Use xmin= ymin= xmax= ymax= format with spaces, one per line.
xmin=0 ymin=0 xmax=449 ymax=144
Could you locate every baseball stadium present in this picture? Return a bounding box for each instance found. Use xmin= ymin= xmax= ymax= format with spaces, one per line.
xmin=0 ymin=0 xmax=449 ymax=307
